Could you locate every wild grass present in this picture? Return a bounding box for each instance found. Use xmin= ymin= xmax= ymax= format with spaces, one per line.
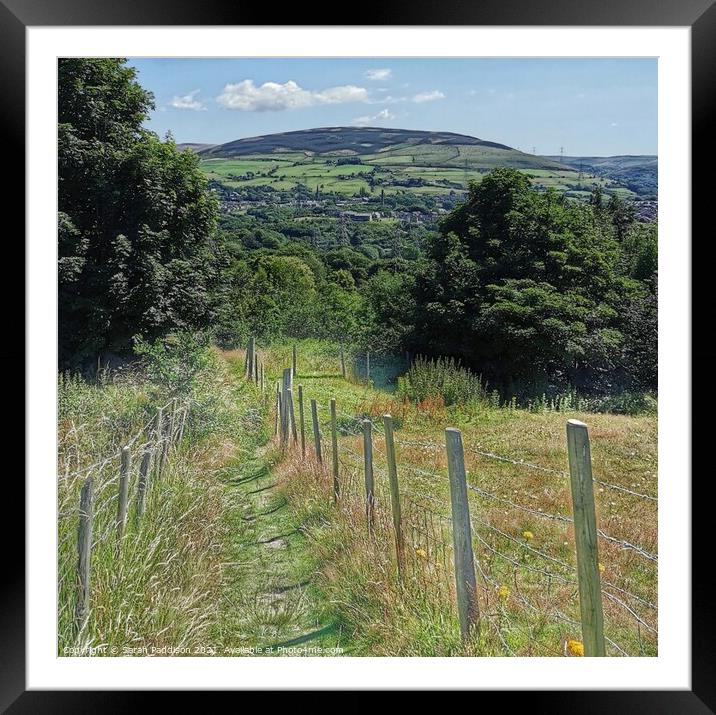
xmin=57 ymin=338 xmax=658 ymax=658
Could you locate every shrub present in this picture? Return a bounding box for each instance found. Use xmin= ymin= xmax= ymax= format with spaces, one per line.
xmin=397 ymin=356 xmax=486 ymax=406
xmin=133 ymin=331 xmax=213 ymax=396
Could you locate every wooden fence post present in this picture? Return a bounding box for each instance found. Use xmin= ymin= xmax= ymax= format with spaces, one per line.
xmin=116 ymin=446 xmax=131 ymax=546
xmin=157 ymin=407 xmax=169 ymax=479
xmin=136 ymin=447 xmax=152 ymax=521
xmin=275 ymin=384 xmax=280 ymax=437
xmin=383 ymin=414 xmax=405 ymax=578
xmin=363 ymin=419 xmax=375 ymax=531
xmin=254 ymin=351 xmax=259 ymax=383
xmin=330 ymin=398 xmax=340 ymax=501
xmin=166 ymin=398 xmax=176 ymax=449
xmin=292 ymin=345 xmax=298 ymax=377
xmin=281 ymin=368 xmax=293 ymax=445
xmin=566 ymin=419 xmax=606 ymax=657
xmin=445 ymin=427 xmax=479 ymax=639
xmin=75 ymin=476 xmax=94 ymax=630
xmin=247 ymin=336 xmax=255 ymax=380
xmin=298 ymin=385 xmax=306 ymax=456
xmin=177 ymin=403 xmax=188 ymax=444
xmin=311 ymin=398 xmax=322 ymax=464
xmin=287 ymin=389 xmax=298 ymax=445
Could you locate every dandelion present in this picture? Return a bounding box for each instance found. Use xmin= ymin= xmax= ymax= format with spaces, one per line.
xmin=498 ymin=585 xmax=510 ymax=601
xmin=522 ymin=530 xmax=534 ymax=541
xmin=415 ymin=548 xmax=427 ymax=560
xmin=567 ymin=639 xmax=584 ymax=657
xmin=598 ymin=562 xmax=605 ymax=573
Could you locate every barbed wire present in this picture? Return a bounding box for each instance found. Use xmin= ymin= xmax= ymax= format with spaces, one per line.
xmin=601 ymin=580 xmax=657 ymax=611
xmin=471 ymin=516 xmax=574 ymax=571
xmin=398 ymin=437 xmax=656 ymax=503
xmin=467 ymin=482 xmax=574 ymax=524
xmin=261 ymin=375 xmax=658 ymax=655
xmin=334 ymin=426 xmax=658 ymax=564
xmin=473 ymin=529 xmax=578 ymax=586
xmin=595 ymin=531 xmax=658 ymax=563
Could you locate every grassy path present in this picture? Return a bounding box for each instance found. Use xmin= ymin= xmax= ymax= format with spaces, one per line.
xmin=210 ymin=358 xmax=350 ymax=657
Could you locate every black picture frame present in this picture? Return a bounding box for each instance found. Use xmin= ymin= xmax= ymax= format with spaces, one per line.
xmin=6 ymin=0 xmax=712 ymax=708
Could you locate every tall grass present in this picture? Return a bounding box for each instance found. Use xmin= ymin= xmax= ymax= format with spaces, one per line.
xmin=397 ymin=355 xmax=486 ymax=406
xmin=525 ymin=389 xmax=658 ymax=416
xmin=57 ymin=347 xmax=267 ymax=655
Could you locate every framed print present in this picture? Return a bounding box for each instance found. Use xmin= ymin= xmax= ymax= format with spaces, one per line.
xmin=6 ymin=0 xmax=713 ymax=707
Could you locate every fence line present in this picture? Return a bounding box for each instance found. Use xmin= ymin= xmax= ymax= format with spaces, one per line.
xmin=268 ymin=356 xmax=657 ymax=657
xmin=58 ymin=397 xmax=191 ymax=638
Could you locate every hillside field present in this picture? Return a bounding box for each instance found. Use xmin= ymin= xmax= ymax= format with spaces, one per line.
xmin=199 ymin=153 xmax=635 ymax=199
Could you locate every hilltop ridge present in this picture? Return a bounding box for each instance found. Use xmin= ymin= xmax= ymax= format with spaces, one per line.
xmin=197 ymin=126 xmax=515 ymax=158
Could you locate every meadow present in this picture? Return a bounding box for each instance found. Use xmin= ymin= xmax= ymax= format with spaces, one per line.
xmin=200 ymin=150 xmax=636 ymax=199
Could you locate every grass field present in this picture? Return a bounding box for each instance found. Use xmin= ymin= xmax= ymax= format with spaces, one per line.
xmin=200 ymin=151 xmax=637 ymax=199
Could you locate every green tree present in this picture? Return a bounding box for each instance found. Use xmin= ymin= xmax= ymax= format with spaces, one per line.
xmin=58 ymin=58 xmax=221 ymax=367
xmin=413 ymin=168 xmax=647 ymax=397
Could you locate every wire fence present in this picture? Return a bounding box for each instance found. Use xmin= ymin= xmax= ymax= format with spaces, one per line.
xmin=270 ymin=346 xmax=658 ymax=658
xmin=58 ymin=397 xmax=191 ymax=640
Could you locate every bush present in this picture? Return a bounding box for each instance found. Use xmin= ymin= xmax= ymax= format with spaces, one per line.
xmin=397 ymin=356 xmax=486 ymax=406
xmin=133 ymin=331 xmax=213 ymax=396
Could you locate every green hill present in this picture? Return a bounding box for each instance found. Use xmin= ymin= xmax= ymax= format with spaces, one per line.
xmin=542 ymin=155 xmax=657 ymax=198
xmin=195 ymin=127 xmax=640 ymax=200
xmin=199 ymin=126 xmax=565 ymax=172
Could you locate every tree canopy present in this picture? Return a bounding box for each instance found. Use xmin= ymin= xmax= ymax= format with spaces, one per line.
xmin=58 ymin=58 xmax=222 ymax=367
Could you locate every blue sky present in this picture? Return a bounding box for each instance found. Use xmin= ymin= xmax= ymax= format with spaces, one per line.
xmin=128 ymin=58 xmax=657 ymax=156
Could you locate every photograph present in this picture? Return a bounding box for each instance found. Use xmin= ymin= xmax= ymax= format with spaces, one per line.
xmin=56 ymin=55 xmax=659 ymax=659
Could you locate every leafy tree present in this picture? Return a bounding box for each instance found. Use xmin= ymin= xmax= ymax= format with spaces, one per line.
xmin=358 ymin=270 xmax=416 ymax=353
xmin=413 ymin=168 xmax=652 ymax=397
xmin=58 ymin=58 xmax=221 ymax=367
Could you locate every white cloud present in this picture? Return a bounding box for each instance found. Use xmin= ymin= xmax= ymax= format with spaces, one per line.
xmin=610 ymin=122 xmax=619 ymax=127
xmin=365 ymin=68 xmax=392 ymax=81
xmin=170 ymin=89 xmax=206 ymax=111
xmin=412 ymin=90 xmax=445 ymax=103
xmin=216 ymin=79 xmax=369 ymax=111
xmin=351 ymin=108 xmax=395 ymax=126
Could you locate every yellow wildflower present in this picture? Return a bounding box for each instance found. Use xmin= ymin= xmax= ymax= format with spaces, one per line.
xmin=415 ymin=548 xmax=427 ymax=559
xmin=567 ymin=639 xmax=584 ymax=657
xmin=598 ymin=562 xmax=605 ymax=573
xmin=498 ymin=585 xmax=510 ymax=600
xmin=522 ymin=530 xmax=534 ymax=541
